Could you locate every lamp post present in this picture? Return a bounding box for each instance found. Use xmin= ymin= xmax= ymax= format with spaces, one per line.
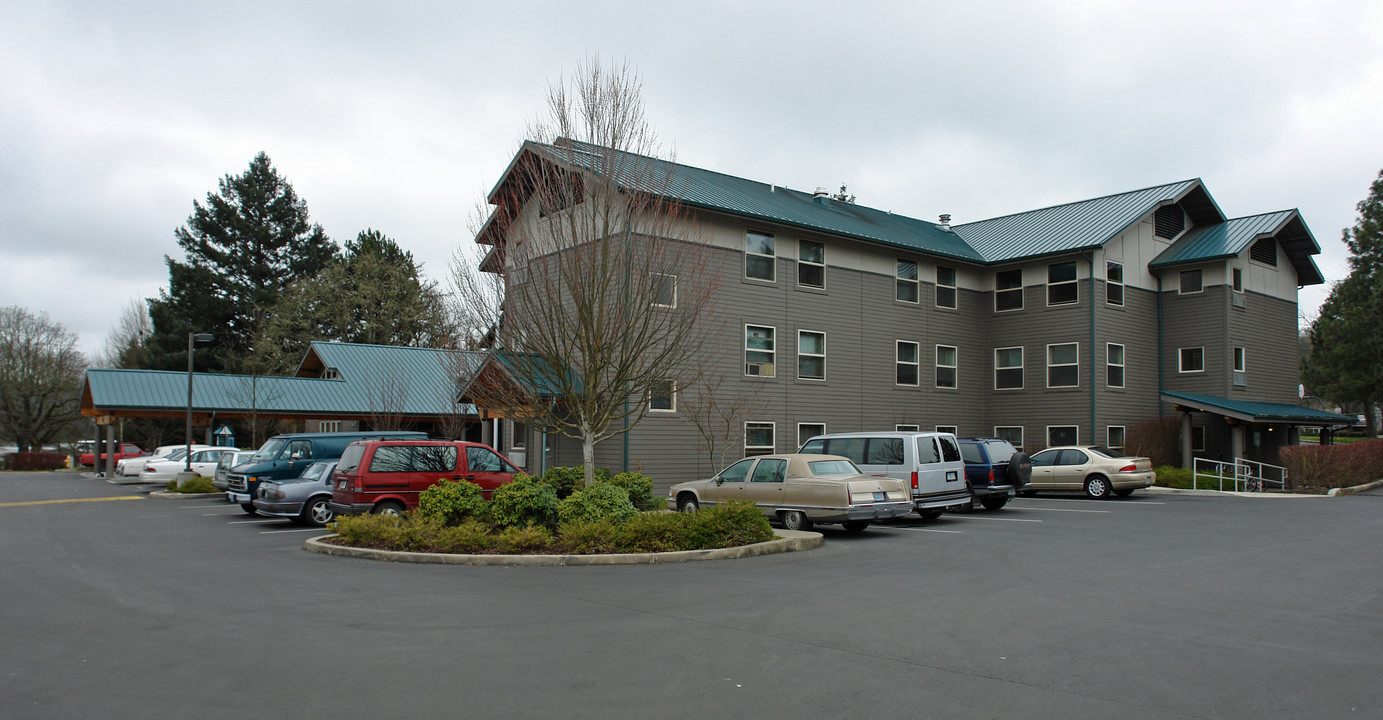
xmin=186 ymin=332 xmax=214 ymax=473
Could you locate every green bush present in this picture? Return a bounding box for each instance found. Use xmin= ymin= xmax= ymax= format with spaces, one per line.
xmin=558 ymin=483 xmax=637 ymax=526
xmin=612 ymin=511 xmax=696 ymax=552
xmin=164 ymin=476 xmax=218 ymax=493
xmin=489 ymin=474 xmax=560 ymax=529
xmin=496 ymin=525 xmax=555 ymax=553
xmin=685 ymin=500 xmax=774 ymax=549
xmin=1153 ymin=465 xmax=1195 ymax=489
xmin=540 ymin=465 xmax=613 ymax=498
xmin=554 ymin=519 xmax=620 ymax=554
xmin=607 ymin=472 xmax=660 ymax=510
xmin=418 ymin=479 xmax=487 ymax=525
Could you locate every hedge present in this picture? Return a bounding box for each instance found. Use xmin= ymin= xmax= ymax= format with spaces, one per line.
xmin=1280 ymin=440 xmax=1383 ymax=490
xmin=4 ymin=452 xmax=67 ymax=471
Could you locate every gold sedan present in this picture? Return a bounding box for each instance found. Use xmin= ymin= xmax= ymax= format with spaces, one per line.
xmin=667 ymin=454 xmax=912 ymax=532
xmin=1026 ymin=446 xmax=1156 ymax=499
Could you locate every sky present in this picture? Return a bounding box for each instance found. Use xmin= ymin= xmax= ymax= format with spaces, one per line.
xmin=3 ymin=0 xmax=1381 ymax=359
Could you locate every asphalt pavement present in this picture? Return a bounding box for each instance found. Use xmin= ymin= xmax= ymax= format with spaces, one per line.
xmin=2 ymin=471 xmax=1381 ymax=719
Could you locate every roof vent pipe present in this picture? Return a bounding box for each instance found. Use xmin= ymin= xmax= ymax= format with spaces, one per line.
xmin=813 ymin=187 xmax=830 ymax=198
xmin=938 ymin=213 xmax=952 ymax=231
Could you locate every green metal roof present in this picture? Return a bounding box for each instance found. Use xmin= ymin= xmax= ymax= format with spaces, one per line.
xmin=85 ymin=369 xmax=339 ymax=414
xmin=301 ymin=342 xmax=484 ymax=415
xmin=1150 ymin=210 xmax=1325 ymax=285
xmin=1162 ymin=392 xmax=1354 ymax=425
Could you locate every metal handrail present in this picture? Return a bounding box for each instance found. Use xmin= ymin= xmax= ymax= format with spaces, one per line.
xmin=1192 ymin=457 xmax=1289 ymax=492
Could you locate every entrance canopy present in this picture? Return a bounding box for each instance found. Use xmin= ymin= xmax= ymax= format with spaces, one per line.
xmin=1162 ymin=391 xmax=1355 ymax=426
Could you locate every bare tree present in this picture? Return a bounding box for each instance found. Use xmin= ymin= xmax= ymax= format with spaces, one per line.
xmin=451 ymin=56 xmax=719 ymax=485
xmin=226 ymin=374 xmax=286 ymax=448
xmin=0 ymin=306 xmax=87 ymax=451
xmin=367 ymin=361 xmax=412 ymax=431
xmin=99 ymin=298 xmax=154 ymax=369
xmin=681 ymin=374 xmax=766 ymax=476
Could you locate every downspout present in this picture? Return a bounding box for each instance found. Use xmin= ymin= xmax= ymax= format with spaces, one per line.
xmin=1156 ymin=274 xmax=1164 ymax=405
xmin=623 ymin=215 xmax=631 ymax=473
xmin=1084 ymin=250 xmax=1096 ymax=444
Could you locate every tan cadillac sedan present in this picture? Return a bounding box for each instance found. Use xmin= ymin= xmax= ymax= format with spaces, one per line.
xmin=1026 ymin=446 xmax=1156 ymax=499
xmin=667 ymin=454 xmax=913 ymax=532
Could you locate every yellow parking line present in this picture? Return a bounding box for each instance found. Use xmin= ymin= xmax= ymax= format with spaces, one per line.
xmin=0 ymin=496 xmax=145 ymax=508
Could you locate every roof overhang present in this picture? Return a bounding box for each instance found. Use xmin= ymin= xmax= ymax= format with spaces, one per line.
xmin=1162 ymin=391 xmax=1354 ymax=425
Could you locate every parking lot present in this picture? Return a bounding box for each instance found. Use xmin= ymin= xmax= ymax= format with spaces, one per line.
xmin=2 ymin=470 xmax=1380 ymax=719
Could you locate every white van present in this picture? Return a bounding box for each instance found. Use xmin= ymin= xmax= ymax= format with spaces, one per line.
xmin=799 ymin=431 xmax=969 ymax=519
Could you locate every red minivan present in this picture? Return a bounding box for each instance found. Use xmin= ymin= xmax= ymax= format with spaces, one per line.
xmin=328 ymin=439 xmax=521 ymax=517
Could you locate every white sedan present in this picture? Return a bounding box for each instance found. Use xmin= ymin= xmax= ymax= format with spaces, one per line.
xmin=118 ymin=444 xmax=211 ymax=477
xmin=141 ymin=448 xmax=237 ymax=482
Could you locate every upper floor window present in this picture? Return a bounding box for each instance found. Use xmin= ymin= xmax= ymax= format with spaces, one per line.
xmin=936 ymin=345 xmax=958 ymax=389
xmin=745 ymin=231 xmax=775 ymax=281
xmin=995 ymin=269 xmax=1023 ymax=311
xmin=798 ymin=331 xmax=825 ymax=380
xmin=897 ymin=341 xmax=920 ymax=386
xmin=1106 ymin=261 xmax=1124 ymax=306
xmin=1154 ymin=205 xmax=1186 ymax=239
xmin=1048 ymin=261 xmax=1078 ymax=305
xmin=1233 ymin=347 xmax=1247 ymax=387
xmin=936 ymin=266 xmax=957 ymax=309
xmin=649 ymin=379 xmax=676 ymax=412
xmin=1179 ymin=269 xmax=1203 ymax=294
xmin=995 ymin=347 xmax=1024 ymax=389
xmin=745 ymin=325 xmax=775 ymax=377
xmin=897 ymin=259 xmax=919 ymax=303
xmin=651 ymin=273 xmax=676 ymax=308
xmin=1250 ymin=238 xmax=1277 ymax=266
xmin=798 ymin=239 xmax=825 ymax=288
xmin=1107 ymin=343 xmax=1125 ymax=388
xmin=1179 ymin=347 xmax=1204 ymax=373
xmin=1047 ymin=343 xmax=1079 ymax=388
xmin=1232 ymin=267 xmax=1243 ymax=292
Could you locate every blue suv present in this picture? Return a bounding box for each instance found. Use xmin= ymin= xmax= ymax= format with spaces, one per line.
xmin=955 ymin=438 xmax=1032 ymax=510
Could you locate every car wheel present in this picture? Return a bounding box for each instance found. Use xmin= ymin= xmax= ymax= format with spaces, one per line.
xmin=916 ymin=508 xmax=945 ymax=520
xmin=240 ymin=503 xmax=257 ymax=515
xmin=780 ymin=510 xmax=812 ymax=531
xmin=979 ymin=495 xmax=1009 ymax=511
xmin=373 ymin=501 xmax=405 ymax=517
xmin=842 ymin=520 xmax=870 ymax=532
xmin=1085 ymin=475 xmax=1112 ymax=499
xmin=677 ymin=495 xmax=699 ymax=513
xmin=1114 ymin=488 xmax=1135 ymax=498
xmin=300 ymin=497 xmax=333 ymax=527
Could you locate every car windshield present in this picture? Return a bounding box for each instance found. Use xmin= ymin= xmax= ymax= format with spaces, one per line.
xmin=299 ymin=463 xmax=327 ymax=481
xmin=984 ymin=441 xmax=1015 ymax=462
xmin=1089 ymin=447 xmax=1131 ymax=459
xmin=251 ymin=438 xmax=286 ymax=462
xmin=165 ymin=448 xmax=188 ymax=461
xmin=807 ymin=460 xmax=860 ymax=475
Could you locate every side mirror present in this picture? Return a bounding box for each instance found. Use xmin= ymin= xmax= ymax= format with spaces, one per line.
xmin=713 ymin=477 xmax=724 ymax=486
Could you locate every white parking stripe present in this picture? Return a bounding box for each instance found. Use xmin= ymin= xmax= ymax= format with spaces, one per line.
xmin=201 ymin=512 xmax=239 ymax=516
xmin=228 ymin=519 xmax=285 ymax=525
xmin=183 ymin=504 xmax=233 ymax=509
xmin=1015 ymin=507 xmax=1109 ymax=514
xmin=259 ymin=528 xmax=321 ymax=534
xmin=877 ymin=526 xmax=962 ymax=534
xmin=955 ymin=515 xmax=1043 ymax=523
xmin=1019 ymin=497 xmax=1165 ymax=506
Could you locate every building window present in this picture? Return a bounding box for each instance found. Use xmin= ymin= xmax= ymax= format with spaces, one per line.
xmin=935 ymin=425 xmax=958 ymax=435
xmin=1179 ymin=347 xmax=1204 ymax=373
xmin=995 ymin=269 xmax=1023 ymax=311
xmin=936 ymin=266 xmax=957 ymax=309
xmin=1179 ymin=269 xmax=1202 ymax=294
xmin=745 ymin=325 xmax=775 ymax=377
xmin=1250 ymin=237 xmax=1277 ymax=266
xmin=1107 ymin=426 xmax=1126 ymax=451
xmin=1047 ymin=261 xmax=1078 ymax=305
xmin=506 ymin=419 xmax=526 ymax=450
xmin=745 ymin=422 xmax=775 ymax=456
xmin=995 ymin=426 xmax=1024 ymax=452
xmin=651 ymin=273 xmax=676 ymax=308
xmin=322 ymin=368 xmax=341 ymax=380
xmin=1106 ymin=261 xmax=1124 ymax=306
xmin=1107 ymin=343 xmax=1125 ymax=388
xmin=896 ymin=341 xmax=920 ymax=386
xmin=798 ymin=239 xmax=825 ymax=289
xmin=745 ymin=231 xmax=775 ymax=281
xmin=319 ymin=420 xmax=342 ymax=433
xmin=897 ymin=259 xmax=919 ymax=303
xmin=1154 ymin=205 xmax=1186 ymax=239
xmin=895 ymin=424 xmax=920 ymax=432
xmin=649 ymin=379 xmax=676 ymax=412
xmin=1233 ymin=347 xmax=1247 ymax=387
xmin=1232 ymin=267 xmax=1243 ymax=292
xmin=995 ymin=346 xmax=1024 ymax=389
xmin=1047 ymin=343 xmax=1079 ymax=388
xmin=935 ymin=345 xmax=958 ymax=389
xmin=797 ymin=422 xmax=825 ymax=449
xmin=1191 ymin=426 xmax=1206 ymax=452
xmin=1048 ymin=425 xmax=1078 ymax=447
xmin=798 ymin=331 xmax=825 ymax=380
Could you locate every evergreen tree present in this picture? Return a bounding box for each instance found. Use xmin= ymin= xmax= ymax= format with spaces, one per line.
xmin=146 ymin=152 xmax=338 ymax=372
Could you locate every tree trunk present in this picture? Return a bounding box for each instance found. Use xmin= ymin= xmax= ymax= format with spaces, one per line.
xmin=581 ymin=433 xmax=596 ymax=487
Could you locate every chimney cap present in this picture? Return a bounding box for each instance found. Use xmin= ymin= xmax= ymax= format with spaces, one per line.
xmin=813 ymin=186 xmax=830 ymax=198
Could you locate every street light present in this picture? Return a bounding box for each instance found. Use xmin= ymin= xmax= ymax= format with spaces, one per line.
xmin=186 ymin=332 xmax=214 ymax=473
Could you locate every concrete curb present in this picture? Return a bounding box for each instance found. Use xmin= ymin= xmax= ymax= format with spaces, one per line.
xmin=303 ymin=528 xmax=823 ymax=566
xmin=1145 ymin=486 xmax=1325 ymax=499
xmin=148 ymin=491 xmax=224 ymax=499
xmin=1327 ymin=479 xmax=1383 ymax=496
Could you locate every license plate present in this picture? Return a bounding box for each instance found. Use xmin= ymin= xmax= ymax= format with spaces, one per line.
xmin=873 ymin=492 xmax=886 ymax=501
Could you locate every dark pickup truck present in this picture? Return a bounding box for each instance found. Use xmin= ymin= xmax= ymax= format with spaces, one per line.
xmin=956 ymin=438 xmax=1032 ymax=510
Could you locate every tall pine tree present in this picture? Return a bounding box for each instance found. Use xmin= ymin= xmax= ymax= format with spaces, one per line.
xmin=147 ymin=152 xmax=339 ymax=372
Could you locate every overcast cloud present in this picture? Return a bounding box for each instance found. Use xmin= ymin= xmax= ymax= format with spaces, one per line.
xmin=3 ymin=0 xmax=1380 ymax=358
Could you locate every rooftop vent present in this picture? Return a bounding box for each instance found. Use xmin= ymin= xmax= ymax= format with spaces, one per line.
xmin=812 ymin=186 xmax=831 ymax=206
xmin=937 ymin=213 xmax=952 ymax=231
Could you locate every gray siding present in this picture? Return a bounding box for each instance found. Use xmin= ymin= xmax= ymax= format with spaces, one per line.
xmin=1162 ymin=284 xmax=1229 ymax=396
xmin=1227 ymin=291 xmax=1299 ymax=403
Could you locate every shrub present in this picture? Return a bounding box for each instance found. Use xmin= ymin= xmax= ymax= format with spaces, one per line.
xmin=558 ymin=483 xmax=637 ymax=526
xmin=1126 ymin=416 xmax=1182 ymax=468
xmin=496 ymin=525 xmax=555 ymax=553
xmin=6 ymin=452 xmax=67 ymax=471
xmin=418 ymin=479 xmax=487 ymax=525
xmin=539 ymin=465 xmax=612 ymax=498
xmin=489 ymin=474 xmax=560 ymax=529
xmin=331 ymin=512 xmax=412 ymax=549
xmin=1152 ymin=465 xmax=1195 ymax=489
xmin=166 ymin=476 xmax=217 ymax=493
xmin=611 ymin=511 xmax=695 ymax=553
xmin=685 ymin=500 xmax=774 ymax=549
xmin=554 ymin=519 xmax=621 ymax=554
xmin=607 ymin=472 xmax=660 ymax=511
xmin=1281 ymin=440 xmax=1383 ymax=489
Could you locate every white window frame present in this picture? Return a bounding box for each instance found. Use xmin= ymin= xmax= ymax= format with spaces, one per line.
xmin=1107 ymin=425 xmax=1126 ymax=451
xmin=935 ymin=425 xmax=958 ymax=435
xmin=1046 ymin=342 xmax=1079 ymax=389
xmin=1233 ymin=346 xmax=1247 ymax=387
xmin=896 ymin=258 xmax=919 ymax=303
xmin=745 ymin=324 xmax=776 ymax=377
xmin=995 ymin=426 xmax=1024 ymax=452
xmin=935 ymin=344 xmax=958 ymax=389
xmin=651 ymin=272 xmax=677 ymax=308
xmin=935 ymin=265 xmax=957 ymax=309
xmin=995 ymin=268 xmax=1023 ymax=312
xmin=995 ymin=346 xmax=1024 ymax=390
xmin=798 ymin=239 xmax=825 ymax=289
xmin=319 ymin=420 xmax=342 ymax=433
xmin=745 ymin=421 xmax=776 ymax=456
xmin=1047 ymin=261 xmax=1079 ymax=306
xmin=896 ymin=340 xmax=920 ymax=386
xmin=1047 ymin=425 xmax=1079 ymax=447
xmin=797 ymin=422 xmax=825 ymax=449
xmin=797 ymin=330 xmax=826 ymax=381
xmin=895 ymin=424 xmax=920 ymax=432
xmin=1179 ymin=347 xmax=1205 ymax=373
xmin=648 ymin=379 xmax=676 ymax=413
xmin=1106 ymin=261 xmax=1124 ymax=306
xmin=745 ymin=230 xmax=775 ymax=281
xmin=1107 ymin=343 xmax=1125 ymax=389
xmin=1232 ymin=266 xmax=1244 ymax=293
xmin=1179 ymin=269 xmax=1203 ymax=294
